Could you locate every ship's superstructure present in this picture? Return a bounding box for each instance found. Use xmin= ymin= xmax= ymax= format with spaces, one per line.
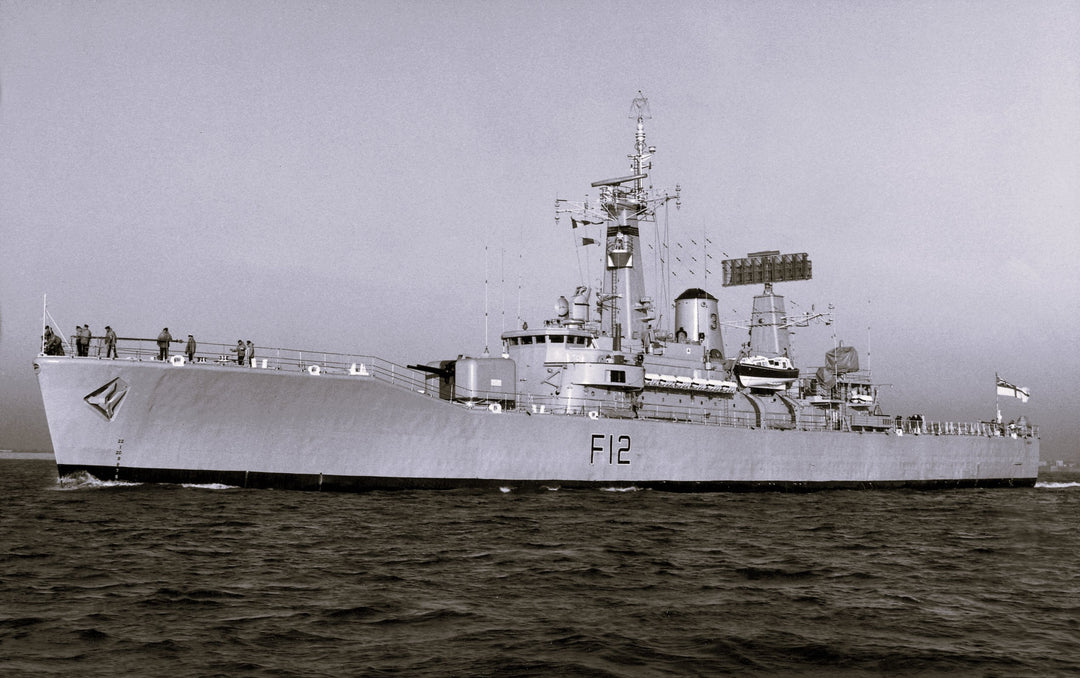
xmin=33 ymin=94 xmax=1039 ymax=491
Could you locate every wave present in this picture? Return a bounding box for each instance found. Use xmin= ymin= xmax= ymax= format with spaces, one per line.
xmin=1036 ymin=481 xmax=1080 ymax=489
xmin=53 ymin=471 xmax=140 ymax=490
xmin=53 ymin=470 xmax=238 ymax=491
xmin=179 ymin=483 xmax=239 ymax=490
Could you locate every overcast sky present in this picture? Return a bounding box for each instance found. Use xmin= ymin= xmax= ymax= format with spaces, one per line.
xmin=2 ymin=0 xmax=1077 ymax=459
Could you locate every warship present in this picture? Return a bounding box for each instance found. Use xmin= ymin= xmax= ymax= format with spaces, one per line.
xmin=34 ymin=95 xmax=1038 ymax=491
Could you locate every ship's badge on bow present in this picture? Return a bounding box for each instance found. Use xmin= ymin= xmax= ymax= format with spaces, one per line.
xmin=84 ymin=378 xmax=129 ymax=421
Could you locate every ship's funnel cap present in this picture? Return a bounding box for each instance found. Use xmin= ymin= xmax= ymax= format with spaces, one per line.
xmin=674 ymin=288 xmax=717 ymax=302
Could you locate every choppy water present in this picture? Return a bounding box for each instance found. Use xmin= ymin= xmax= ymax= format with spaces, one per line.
xmin=2 ymin=458 xmax=1078 ymax=677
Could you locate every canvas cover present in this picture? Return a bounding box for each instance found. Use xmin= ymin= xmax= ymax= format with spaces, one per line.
xmin=826 ymin=345 xmax=860 ymax=374
xmin=816 ymin=345 xmax=860 ymax=389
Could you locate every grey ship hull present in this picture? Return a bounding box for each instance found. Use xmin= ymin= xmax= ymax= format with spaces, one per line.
xmin=35 ymin=357 xmax=1039 ymax=491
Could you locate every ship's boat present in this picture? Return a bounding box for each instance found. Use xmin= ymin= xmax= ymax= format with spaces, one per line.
xmin=32 ymin=94 xmax=1039 ymax=492
xmin=733 ymin=356 xmax=799 ymax=390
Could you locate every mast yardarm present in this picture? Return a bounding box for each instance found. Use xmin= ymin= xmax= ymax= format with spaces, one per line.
xmin=580 ymin=92 xmax=679 ymax=352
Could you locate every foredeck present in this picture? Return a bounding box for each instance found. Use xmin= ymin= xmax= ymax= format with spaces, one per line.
xmin=49 ymin=333 xmax=432 ymax=392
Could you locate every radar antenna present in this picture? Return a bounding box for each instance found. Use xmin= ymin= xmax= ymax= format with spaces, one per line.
xmin=554 ymin=93 xmax=682 ymax=351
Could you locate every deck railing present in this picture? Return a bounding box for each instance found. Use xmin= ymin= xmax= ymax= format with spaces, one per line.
xmin=52 ymin=335 xmax=1038 ymax=439
xmin=58 ymin=335 xmax=431 ymax=394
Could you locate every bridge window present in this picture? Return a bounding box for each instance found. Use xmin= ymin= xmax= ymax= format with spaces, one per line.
xmin=550 ymin=336 xmax=564 ymax=343
xmin=608 ymin=370 xmax=626 ymax=384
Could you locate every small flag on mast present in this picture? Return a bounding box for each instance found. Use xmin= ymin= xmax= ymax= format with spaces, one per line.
xmin=571 ymin=216 xmax=604 ymax=229
xmin=996 ymin=375 xmax=1030 ymax=403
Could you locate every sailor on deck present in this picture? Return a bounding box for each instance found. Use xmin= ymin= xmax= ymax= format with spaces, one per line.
xmin=157 ymin=328 xmax=173 ymax=361
xmin=104 ymin=326 xmax=117 ymax=359
xmin=76 ymin=324 xmax=90 ymax=356
xmin=43 ymin=326 xmax=64 ymax=356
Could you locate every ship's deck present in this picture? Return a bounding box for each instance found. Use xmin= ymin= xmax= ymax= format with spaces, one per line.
xmin=45 ymin=333 xmax=1039 ymax=440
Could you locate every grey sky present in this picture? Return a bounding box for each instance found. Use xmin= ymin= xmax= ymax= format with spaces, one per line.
xmin=1 ymin=1 xmax=1077 ymax=459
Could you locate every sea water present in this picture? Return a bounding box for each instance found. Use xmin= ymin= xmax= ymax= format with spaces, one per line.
xmin=1 ymin=458 xmax=1078 ymax=677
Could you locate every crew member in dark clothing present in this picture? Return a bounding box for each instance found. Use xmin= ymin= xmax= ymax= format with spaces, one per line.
xmin=104 ymin=326 xmax=117 ymax=358
xmin=232 ymin=340 xmax=245 ymax=366
xmin=42 ymin=326 xmax=65 ymax=355
xmin=45 ymin=334 xmax=64 ymax=355
xmin=185 ymin=334 xmax=197 ymax=362
xmin=157 ymin=328 xmax=173 ymax=361
xmin=75 ymin=324 xmax=90 ymax=356
xmin=42 ymin=326 xmax=64 ymax=358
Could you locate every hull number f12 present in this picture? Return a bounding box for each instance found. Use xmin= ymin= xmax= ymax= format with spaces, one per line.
xmin=591 ymin=434 xmax=631 ymax=465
